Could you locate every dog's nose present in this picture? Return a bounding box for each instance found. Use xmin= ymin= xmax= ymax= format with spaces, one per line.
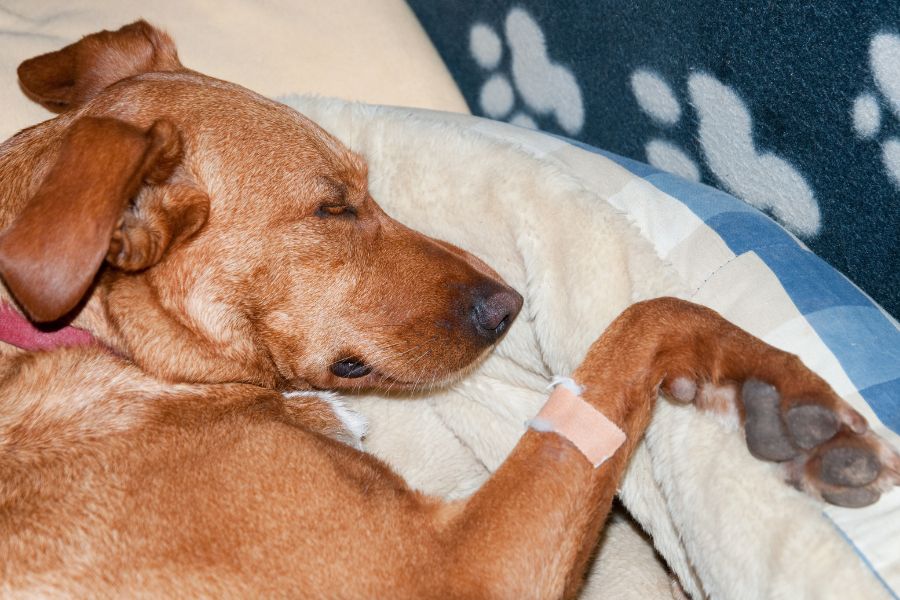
xmin=472 ymin=285 xmax=523 ymax=341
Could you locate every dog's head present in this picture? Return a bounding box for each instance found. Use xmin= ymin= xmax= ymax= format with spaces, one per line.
xmin=0 ymin=21 xmax=522 ymax=391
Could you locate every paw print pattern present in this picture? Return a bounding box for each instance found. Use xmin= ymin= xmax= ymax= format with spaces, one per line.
xmin=631 ymin=71 xmax=821 ymax=238
xmin=469 ymin=8 xmax=584 ymax=135
xmin=853 ymin=32 xmax=900 ymax=189
xmin=630 ymin=70 xmax=701 ymax=183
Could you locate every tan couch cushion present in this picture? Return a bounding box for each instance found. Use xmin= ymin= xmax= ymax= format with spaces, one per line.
xmin=0 ymin=0 xmax=468 ymax=139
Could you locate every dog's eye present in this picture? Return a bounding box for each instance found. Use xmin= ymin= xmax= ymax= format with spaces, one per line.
xmin=316 ymin=203 xmax=356 ymax=219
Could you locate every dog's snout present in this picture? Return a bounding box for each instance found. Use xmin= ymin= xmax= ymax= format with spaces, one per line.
xmin=472 ymin=286 xmax=523 ymax=341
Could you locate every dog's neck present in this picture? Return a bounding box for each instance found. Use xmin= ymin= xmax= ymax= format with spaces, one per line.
xmin=0 ymin=275 xmax=281 ymax=387
xmin=0 ymin=302 xmax=98 ymax=351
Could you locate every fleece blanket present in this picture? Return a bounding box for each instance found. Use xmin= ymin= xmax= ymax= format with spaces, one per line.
xmin=281 ymin=95 xmax=897 ymax=599
xmin=406 ymin=1 xmax=900 ymax=320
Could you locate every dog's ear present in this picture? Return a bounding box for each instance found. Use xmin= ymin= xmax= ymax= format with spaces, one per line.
xmin=18 ymin=20 xmax=181 ymax=113
xmin=0 ymin=116 xmax=208 ymax=323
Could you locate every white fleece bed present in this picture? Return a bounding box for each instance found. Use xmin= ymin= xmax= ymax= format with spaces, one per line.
xmin=279 ymin=95 xmax=900 ymax=600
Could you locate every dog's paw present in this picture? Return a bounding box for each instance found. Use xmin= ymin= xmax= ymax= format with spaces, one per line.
xmin=663 ymin=373 xmax=900 ymax=508
xmin=740 ymin=378 xmax=899 ymax=507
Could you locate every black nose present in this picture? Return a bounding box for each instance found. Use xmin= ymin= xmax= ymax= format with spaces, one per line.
xmin=472 ymin=285 xmax=523 ymax=341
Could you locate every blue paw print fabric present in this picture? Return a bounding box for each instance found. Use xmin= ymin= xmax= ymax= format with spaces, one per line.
xmin=407 ymin=0 xmax=900 ymax=318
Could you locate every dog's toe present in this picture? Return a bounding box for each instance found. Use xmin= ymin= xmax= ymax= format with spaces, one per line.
xmin=821 ymin=486 xmax=881 ymax=508
xmin=742 ymin=379 xmax=798 ymax=462
xmin=785 ymin=404 xmax=839 ymax=450
xmin=819 ymin=444 xmax=881 ymax=488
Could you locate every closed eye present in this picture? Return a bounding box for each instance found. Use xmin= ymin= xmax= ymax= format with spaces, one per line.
xmin=316 ymin=203 xmax=357 ymax=219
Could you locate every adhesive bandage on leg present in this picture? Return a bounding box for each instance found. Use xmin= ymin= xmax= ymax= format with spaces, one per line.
xmin=528 ymin=377 xmax=626 ymax=468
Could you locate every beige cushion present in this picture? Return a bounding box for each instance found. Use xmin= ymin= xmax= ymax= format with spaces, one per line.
xmin=0 ymin=0 xmax=469 ymax=139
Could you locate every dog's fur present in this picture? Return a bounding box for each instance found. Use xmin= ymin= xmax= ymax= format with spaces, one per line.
xmin=1 ymin=22 xmax=897 ymax=598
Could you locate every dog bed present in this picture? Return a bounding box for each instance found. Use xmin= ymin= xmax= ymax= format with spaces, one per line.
xmin=279 ymin=95 xmax=900 ymax=599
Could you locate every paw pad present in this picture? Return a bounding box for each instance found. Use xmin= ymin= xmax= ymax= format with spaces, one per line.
xmin=741 ymin=379 xmax=798 ymax=462
xmin=667 ymin=376 xmax=697 ymax=403
xmin=785 ymin=404 xmax=838 ymax=450
xmin=821 ymin=487 xmax=881 ymax=509
xmin=820 ymin=446 xmax=881 ymax=488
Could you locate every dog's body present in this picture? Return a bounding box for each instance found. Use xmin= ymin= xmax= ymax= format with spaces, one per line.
xmin=1 ymin=23 xmax=898 ymax=598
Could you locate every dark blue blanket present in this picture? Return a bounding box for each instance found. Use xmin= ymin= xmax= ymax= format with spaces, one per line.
xmin=408 ymin=0 xmax=900 ymax=317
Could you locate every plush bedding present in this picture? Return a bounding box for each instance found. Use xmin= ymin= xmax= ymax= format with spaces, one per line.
xmin=281 ymin=95 xmax=899 ymax=599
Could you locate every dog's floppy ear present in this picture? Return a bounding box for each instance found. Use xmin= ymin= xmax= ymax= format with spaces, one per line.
xmin=18 ymin=20 xmax=181 ymax=113
xmin=0 ymin=116 xmax=207 ymax=323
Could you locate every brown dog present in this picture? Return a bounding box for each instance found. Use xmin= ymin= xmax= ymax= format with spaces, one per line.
xmin=1 ymin=22 xmax=897 ymax=598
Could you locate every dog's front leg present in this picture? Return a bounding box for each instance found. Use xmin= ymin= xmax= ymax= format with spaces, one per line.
xmin=432 ymin=297 xmax=894 ymax=599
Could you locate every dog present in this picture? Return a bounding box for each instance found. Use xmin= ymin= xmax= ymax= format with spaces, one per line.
xmin=1 ymin=22 xmax=897 ymax=598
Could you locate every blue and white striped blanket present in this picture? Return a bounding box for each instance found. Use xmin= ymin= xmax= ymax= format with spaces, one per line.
xmin=598 ymin=147 xmax=900 ymax=597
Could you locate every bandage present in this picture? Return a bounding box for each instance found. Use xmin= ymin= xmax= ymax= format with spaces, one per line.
xmin=528 ymin=377 xmax=626 ymax=468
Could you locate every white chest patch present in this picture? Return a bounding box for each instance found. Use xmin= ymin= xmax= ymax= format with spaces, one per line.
xmin=282 ymin=390 xmax=368 ymax=449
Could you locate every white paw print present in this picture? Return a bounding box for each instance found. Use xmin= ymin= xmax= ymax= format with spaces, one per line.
xmin=630 ymin=70 xmax=700 ymax=183
xmin=469 ymin=8 xmax=584 ymax=134
xmin=631 ymin=70 xmax=821 ymax=238
xmin=852 ymin=32 xmax=900 ymax=189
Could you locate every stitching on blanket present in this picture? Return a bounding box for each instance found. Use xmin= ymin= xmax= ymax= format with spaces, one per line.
xmin=686 ymin=253 xmax=743 ymax=301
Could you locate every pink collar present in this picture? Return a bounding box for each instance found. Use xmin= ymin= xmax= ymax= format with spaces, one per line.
xmin=0 ymin=303 xmax=97 ymax=351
